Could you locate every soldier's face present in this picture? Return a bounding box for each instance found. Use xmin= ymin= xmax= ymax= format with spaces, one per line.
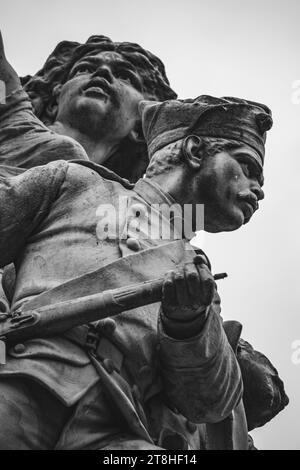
xmin=55 ymin=51 xmax=146 ymax=144
xmin=198 ymin=147 xmax=265 ymax=233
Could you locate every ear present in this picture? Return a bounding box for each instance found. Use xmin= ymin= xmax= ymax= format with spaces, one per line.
xmin=182 ymin=135 xmax=205 ymax=171
xmin=45 ymin=84 xmax=62 ymax=120
xmin=127 ymin=121 xmax=145 ymax=145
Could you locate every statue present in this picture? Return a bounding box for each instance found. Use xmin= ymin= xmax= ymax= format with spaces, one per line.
xmin=0 ymin=90 xmax=286 ymax=450
xmin=0 ymin=31 xmax=288 ymax=449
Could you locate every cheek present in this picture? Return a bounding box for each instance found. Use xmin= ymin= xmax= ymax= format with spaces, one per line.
xmin=60 ymin=78 xmax=84 ymax=102
xmin=119 ymin=87 xmax=144 ymax=117
xmin=212 ymin=166 xmax=238 ymax=201
xmin=116 ymin=102 xmax=140 ymax=135
xmin=224 ymin=178 xmax=239 ymax=201
xmin=57 ymin=89 xmax=74 ymax=113
xmin=220 ymin=164 xmax=246 ymax=200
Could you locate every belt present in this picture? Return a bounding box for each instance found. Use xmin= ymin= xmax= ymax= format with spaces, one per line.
xmin=63 ymin=324 xmax=125 ymax=375
xmin=64 ymin=324 xmax=153 ymax=443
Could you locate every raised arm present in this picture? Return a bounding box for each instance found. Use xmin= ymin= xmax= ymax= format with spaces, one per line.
xmin=0 ymin=30 xmax=20 ymax=97
xmin=0 ymin=32 xmax=88 ymax=170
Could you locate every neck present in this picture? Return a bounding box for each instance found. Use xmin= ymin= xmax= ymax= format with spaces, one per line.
xmin=148 ymin=168 xmax=199 ymax=207
xmin=146 ymin=169 xmax=206 ymax=238
xmin=50 ymin=121 xmax=118 ymax=165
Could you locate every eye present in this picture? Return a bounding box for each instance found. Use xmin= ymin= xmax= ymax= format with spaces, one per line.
xmin=240 ymin=162 xmax=250 ymax=178
xmin=72 ymin=64 xmax=93 ymax=76
xmin=117 ymin=70 xmax=133 ymax=83
xmin=116 ymin=69 xmax=142 ymax=90
xmin=239 ymin=161 xmax=263 ymax=186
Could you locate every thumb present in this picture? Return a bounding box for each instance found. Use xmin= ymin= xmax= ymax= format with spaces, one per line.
xmin=0 ymin=31 xmax=20 ymax=95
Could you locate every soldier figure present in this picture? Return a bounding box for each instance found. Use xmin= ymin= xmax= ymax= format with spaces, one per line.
xmin=0 ymin=91 xmax=279 ymax=449
xmin=0 ymin=32 xmax=288 ymax=450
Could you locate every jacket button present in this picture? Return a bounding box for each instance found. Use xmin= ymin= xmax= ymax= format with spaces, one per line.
xmin=14 ymin=344 xmax=26 ymax=354
xmin=186 ymin=420 xmax=197 ymax=433
xmin=126 ymin=237 xmax=141 ymax=252
xmin=102 ymin=358 xmax=115 ymax=374
xmin=101 ymin=318 xmax=117 ymax=334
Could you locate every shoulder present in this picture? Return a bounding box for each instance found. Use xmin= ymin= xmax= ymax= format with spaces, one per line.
xmin=13 ymin=160 xmax=70 ymax=192
xmin=46 ymin=134 xmax=89 ymax=162
xmin=66 ymin=160 xmax=135 ymax=190
xmin=26 ymin=160 xmax=69 ymax=190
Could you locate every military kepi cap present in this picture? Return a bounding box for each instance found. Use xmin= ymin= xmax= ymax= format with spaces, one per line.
xmin=139 ymin=95 xmax=273 ymax=170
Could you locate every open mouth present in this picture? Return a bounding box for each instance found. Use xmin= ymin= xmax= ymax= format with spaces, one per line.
xmin=84 ymin=87 xmax=108 ymax=99
xmin=83 ymin=78 xmax=112 ymax=99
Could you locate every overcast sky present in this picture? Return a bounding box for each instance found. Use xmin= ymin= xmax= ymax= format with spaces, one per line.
xmin=2 ymin=0 xmax=300 ymax=450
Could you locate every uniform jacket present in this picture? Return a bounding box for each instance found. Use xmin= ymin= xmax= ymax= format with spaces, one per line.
xmin=0 ymin=159 xmax=244 ymax=447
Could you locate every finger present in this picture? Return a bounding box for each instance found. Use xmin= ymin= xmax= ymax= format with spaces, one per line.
xmin=162 ymin=270 xmax=176 ymax=306
xmin=174 ymin=269 xmax=190 ymax=305
xmin=184 ymin=263 xmax=202 ymax=304
xmin=196 ymin=264 xmax=215 ymax=306
xmin=0 ymin=31 xmax=5 ymax=58
xmin=193 ymin=254 xmax=209 ymax=268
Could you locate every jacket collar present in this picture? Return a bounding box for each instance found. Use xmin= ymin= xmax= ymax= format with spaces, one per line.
xmin=133 ymin=178 xmax=177 ymax=208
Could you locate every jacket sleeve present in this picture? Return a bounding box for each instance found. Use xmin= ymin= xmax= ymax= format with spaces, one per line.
xmin=0 ymin=160 xmax=68 ymax=267
xmin=157 ymin=299 xmax=243 ymax=424
xmin=0 ymin=88 xmax=88 ymax=169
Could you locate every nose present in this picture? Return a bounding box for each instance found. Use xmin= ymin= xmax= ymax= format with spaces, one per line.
xmin=93 ymin=65 xmax=114 ymax=84
xmin=251 ymin=182 xmax=264 ymax=201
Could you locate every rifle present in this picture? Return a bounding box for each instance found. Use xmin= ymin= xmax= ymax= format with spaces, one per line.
xmin=0 ymin=276 xmax=166 ymax=347
xmin=0 ymin=241 xmax=227 ymax=361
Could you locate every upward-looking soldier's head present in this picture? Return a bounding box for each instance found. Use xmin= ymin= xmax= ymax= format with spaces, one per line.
xmin=22 ymin=35 xmax=177 ymax=181
xmin=141 ymin=96 xmax=273 ymax=233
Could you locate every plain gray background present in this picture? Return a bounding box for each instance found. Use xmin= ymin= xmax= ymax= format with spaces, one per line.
xmin=1 ymin=0 xmax=300 ymax=450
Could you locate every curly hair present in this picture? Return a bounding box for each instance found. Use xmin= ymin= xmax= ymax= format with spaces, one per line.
xmin=21 ymin=35 xmax=176 ymax=122
xmin=20 ymin=35 xmax=177 ymax=181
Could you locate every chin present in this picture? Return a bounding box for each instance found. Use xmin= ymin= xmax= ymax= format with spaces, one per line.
xmin=70 ymin=100 xmax=111 ymax=137
xmin=76 ymin=96 xmax=109 ymax=117
xmin=243 ymin=215 xmax=252 ymax=225
xmin=205 ymin=224 xmax=242 ymax=233
xmin=205 ymin=212 xmax=244 ymax=233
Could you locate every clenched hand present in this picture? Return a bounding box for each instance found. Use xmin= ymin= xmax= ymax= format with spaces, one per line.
xmin=162 ymin=254 xmax=215 ymax=324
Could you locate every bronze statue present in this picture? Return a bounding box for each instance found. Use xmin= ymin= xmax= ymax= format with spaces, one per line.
xmin=0 ymin=31 xmax=288 ymax=450
xmin=0 ymin=89 xmax=286 ymax=449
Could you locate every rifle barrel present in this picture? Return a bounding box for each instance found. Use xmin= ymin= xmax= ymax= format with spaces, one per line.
xmin=0 ymin=277 xmax=164 ymax=345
